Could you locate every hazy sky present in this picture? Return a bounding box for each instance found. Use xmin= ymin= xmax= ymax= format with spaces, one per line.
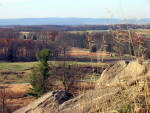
xmin=0 ymin=0 xmax=150 ymax=19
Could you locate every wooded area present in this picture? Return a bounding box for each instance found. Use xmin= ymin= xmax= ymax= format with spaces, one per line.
xmin=0 ymin=25 xmax=150 ymax=62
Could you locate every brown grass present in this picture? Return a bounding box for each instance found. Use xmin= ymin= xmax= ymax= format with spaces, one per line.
xmin=67 ymin=47 xmax=109 ymax=57
xmin=0 ymin=83 xmax=34 ymax=113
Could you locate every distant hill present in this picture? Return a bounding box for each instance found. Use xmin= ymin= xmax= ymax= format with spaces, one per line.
xmin=0 ymin=18 xmax=150 ymax=26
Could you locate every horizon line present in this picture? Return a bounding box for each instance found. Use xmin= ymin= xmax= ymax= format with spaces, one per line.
xmin=0 ymin=17 xmax=150 ymax=20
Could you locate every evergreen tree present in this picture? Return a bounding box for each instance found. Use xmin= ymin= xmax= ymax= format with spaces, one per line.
xmin=29 ymin=49 xmax=50 ymax=98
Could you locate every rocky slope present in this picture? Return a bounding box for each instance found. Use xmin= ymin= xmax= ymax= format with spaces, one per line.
xmin=14 ymin=60 xmax=150 ymax=113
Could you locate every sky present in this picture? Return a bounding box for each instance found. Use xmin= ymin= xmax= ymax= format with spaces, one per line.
xmin=0 ymin=0 xmax=150 ymax=19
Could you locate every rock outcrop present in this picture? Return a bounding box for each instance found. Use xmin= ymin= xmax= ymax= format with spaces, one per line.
xmin=14 ymin=90 xmax=73 ymax=113
xmin=96 ymin=60 xmax=150 ymax=88
xmin=14 ymin=60 xmax=150 ymax=113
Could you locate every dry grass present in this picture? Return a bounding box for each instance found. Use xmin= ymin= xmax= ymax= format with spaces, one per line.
xmin=67 ymin=47 xmax=109 ymax=57
xmin=0 ymin=83 xmax=34 ymax=113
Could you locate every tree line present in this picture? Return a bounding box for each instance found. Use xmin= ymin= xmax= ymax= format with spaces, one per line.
xmin=0 ymin=28 xmax=150 ymax=61
xmin=0 ymin=38 xmax=62 ymax=62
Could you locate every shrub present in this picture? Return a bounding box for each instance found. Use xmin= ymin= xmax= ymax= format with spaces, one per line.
xmin=29 ymin=49 xmax=51 ymax=98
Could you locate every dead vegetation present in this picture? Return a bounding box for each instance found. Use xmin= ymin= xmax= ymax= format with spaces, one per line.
xmin=0 ymin=84 xmax=33 ymax=113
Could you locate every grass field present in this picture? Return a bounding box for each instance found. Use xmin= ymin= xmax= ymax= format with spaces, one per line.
xmin=0 ymin=61 xmax=106 ymax=72
xmin=0 ymin=61 xmax=107 ymax=84
xmin=0 ymin=62 xmax=37 ymax=72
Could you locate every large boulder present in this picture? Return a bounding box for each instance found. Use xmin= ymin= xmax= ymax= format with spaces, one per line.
xmin=14 ymin=90 xmax=73 ymax=113
xmin=96 ymin=60 xmax=150 ymax=89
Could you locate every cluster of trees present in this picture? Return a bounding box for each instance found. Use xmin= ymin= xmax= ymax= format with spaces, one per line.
xmin=21 ymin=31 xmax=57 ymax=41
xmin=0 ymin=27 xmax=150 ymax=61
xmin=20 ymin=31 xmax=88 ymax=48
xmin=0 ymin=38 xmax=62 ymax=61
xmin=0 ymin=28 xmax=20 ymax=39
xmin=55 ymin=32 xmax=88 ymax=48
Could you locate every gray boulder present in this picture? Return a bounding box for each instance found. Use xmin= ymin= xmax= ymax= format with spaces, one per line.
xmin=14 ymin=90 xmax=73 ymax=113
